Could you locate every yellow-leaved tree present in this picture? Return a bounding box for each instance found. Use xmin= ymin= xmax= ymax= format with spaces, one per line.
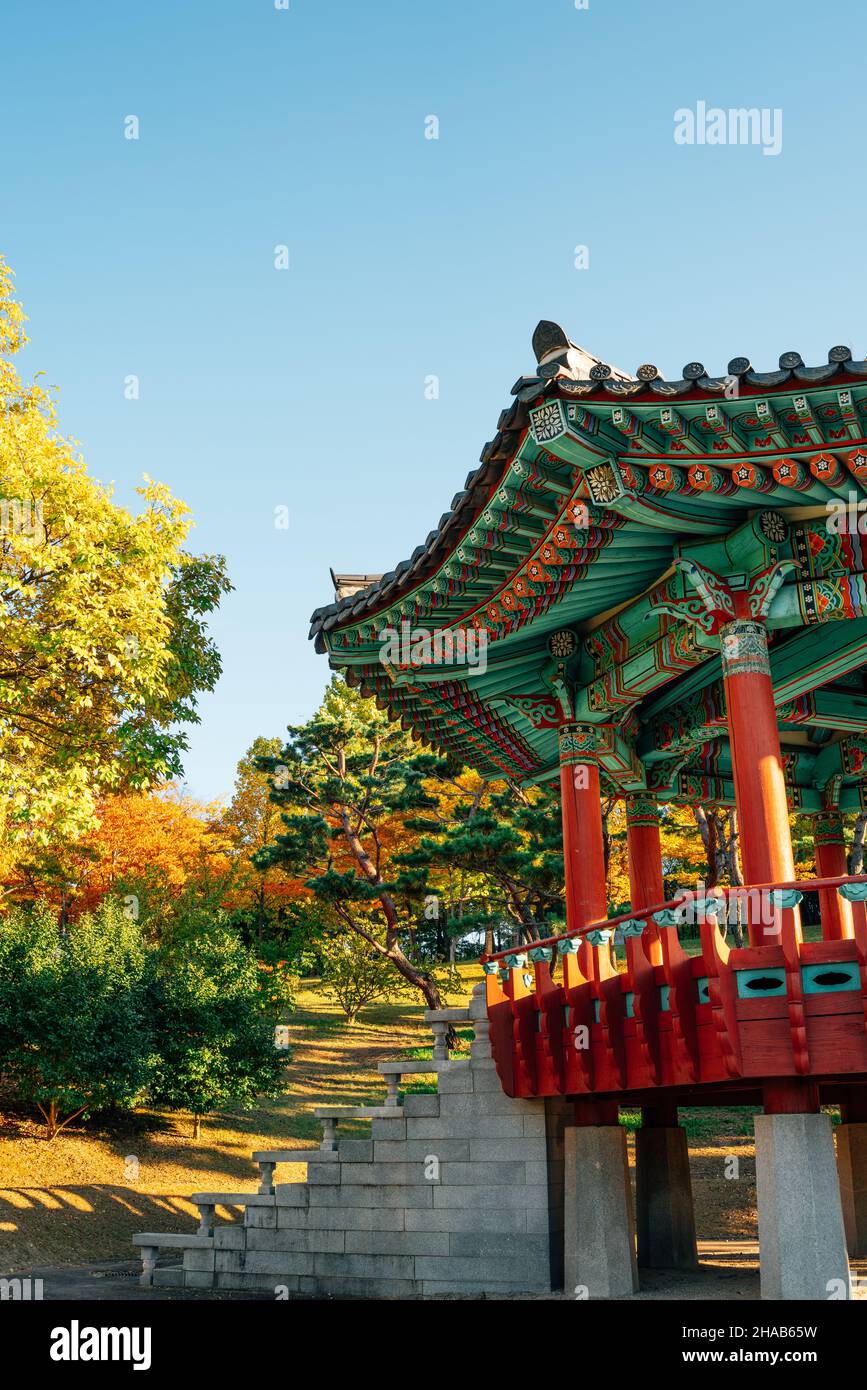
xmin=0 ymin=258 xmax=231 ymax=841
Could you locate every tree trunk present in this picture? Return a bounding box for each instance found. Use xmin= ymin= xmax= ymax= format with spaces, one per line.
xmin=385 ymin=941 xmax=446 ymax=1012
xmin=692 ymin=805 xmax=720 ymax=886
xmin=37 ymin=1098 xmax=88 ymax=1141
xmin=849 ymin=812 xmax=867 ymax=874
xmin=385 ymin=938 xmax=458 ymax=1045
xmin=337 ymin=817 xmax=452 ymax=1020
xmin=724 ymin=810 xmax=745 ymax=949
xmin=436 ymin=915 xmax=447 ymax=960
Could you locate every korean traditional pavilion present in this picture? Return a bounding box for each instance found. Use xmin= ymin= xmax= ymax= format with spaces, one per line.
xmin=309 ymin=322 xmax=867 ymax=1299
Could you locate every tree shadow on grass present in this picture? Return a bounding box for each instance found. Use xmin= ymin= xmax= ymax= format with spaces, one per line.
xmin=0 ymin=1184 xmax=216 ymax=1271
xmin=0 ymin=1103 xmax=185 ymax=1144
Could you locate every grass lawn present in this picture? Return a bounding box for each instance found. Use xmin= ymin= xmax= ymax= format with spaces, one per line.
xmin=0 ymin=962 xmax=763 ymax=1271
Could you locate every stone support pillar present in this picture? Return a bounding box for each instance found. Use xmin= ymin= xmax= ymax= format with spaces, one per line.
xmin=755 ymin=1109 xmax=849 ymax=1299
xmin=836 ymin=1114 xmax=867 ymax=1258
xmin=563 ymin=1124 xmax=638 ymax=1298
xmin=635 ymin=1104 xmax=698 ymax=1270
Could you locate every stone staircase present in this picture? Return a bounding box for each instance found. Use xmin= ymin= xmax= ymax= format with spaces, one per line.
xmin=133 ymin=983 xmax=570 ymax=1297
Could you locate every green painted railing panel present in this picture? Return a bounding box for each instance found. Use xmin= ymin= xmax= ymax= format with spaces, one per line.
xmin=736 ymin=967 xmax=787 ymax=998
xmin=801 ymin=962 xmax=860 ymax=994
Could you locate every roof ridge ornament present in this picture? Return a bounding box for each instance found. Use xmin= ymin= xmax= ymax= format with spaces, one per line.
xmin=531 ymin=319 xmax=631 ymax=383
xmin=532 ymin=320 xmax=570 ymax=363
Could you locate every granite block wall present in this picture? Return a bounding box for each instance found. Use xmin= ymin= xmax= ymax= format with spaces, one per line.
xmin=153 ymin=986 xmax=564 ymax=1298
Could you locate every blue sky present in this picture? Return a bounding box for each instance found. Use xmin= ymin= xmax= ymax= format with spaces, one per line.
xmin=3 ymin=0 xmax=865 ymax=803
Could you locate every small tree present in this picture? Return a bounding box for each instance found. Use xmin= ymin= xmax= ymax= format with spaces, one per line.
xmin=0 ymin=899 xmax=150 ymax=1139
xmin=148 ymin=924 xmax=288 ymax=1139
xmin=319 ymin=932 xmax=409 ymax=1024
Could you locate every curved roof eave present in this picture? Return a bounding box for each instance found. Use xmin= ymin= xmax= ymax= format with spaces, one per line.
xmin=310 ymin=322 xmax=867 ymax=648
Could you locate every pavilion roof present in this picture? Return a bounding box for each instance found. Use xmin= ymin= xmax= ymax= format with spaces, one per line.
xmin=309 ymin=322 xmax=867 ymax=800
xmin=310 ymin=324 xmax=867 ymax=644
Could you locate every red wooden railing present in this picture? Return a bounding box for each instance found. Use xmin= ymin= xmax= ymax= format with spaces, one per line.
xmin=480 ymin=875 xmax=867 ymax=962
xmin=479 ymin=874 xmax=867 ymax=1100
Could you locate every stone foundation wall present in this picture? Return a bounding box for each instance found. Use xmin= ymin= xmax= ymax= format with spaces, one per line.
xmin=153 ymin=986 xmax=565 ymax=1297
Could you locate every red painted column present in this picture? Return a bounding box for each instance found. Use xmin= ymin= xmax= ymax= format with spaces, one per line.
xmin=719 ymin=618 xmax=796 ymax=947
xmin=625 ymin=793 xmax=664 ymax=967
xmin=813 ymin=812 xmax=855 ymax=941
xmin=558 ymin=722 xmax=608 ymax=974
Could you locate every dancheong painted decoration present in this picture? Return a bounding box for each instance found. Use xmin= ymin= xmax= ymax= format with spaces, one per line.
xmin=310 ymin=321 xmax=867 ymax=1120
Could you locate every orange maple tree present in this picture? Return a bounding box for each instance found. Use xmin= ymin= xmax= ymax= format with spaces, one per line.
xmin=7 ymin=787 xmax=233 ymax=918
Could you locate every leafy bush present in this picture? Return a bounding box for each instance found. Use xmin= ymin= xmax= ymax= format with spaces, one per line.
xmin=147 ymin=924 xmax=288 ymax=1137
xmin=0 ymin=901 xmax=293 ymax=1140
xmin=0 ymin=899 xmax=150 ymax=1138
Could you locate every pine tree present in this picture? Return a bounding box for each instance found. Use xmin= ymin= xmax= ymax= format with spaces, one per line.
xmin=254 ymin=676 xmax=455 ymax=1012
xmin=396 ymin=780 xmax=566 ymax=952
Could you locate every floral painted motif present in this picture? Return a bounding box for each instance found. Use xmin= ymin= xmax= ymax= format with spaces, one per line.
xmin=529 ymin=401 xmax=567 ymax=444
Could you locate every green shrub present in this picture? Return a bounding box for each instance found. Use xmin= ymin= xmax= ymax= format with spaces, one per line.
xmin=147 ymin=924 xmax=288 ymax=1138
xmin=0 ymin=899 xmax=150 ymax=1138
